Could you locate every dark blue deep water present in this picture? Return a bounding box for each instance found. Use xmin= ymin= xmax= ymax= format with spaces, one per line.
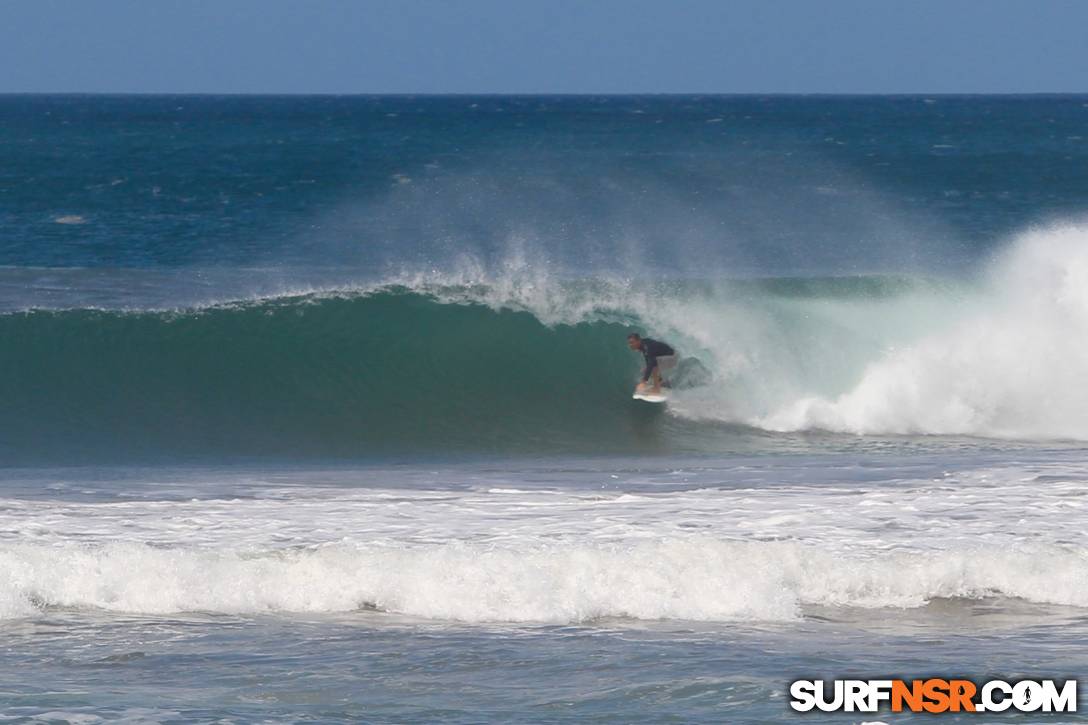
xmin=4 ymin=94 xmax=1088 ymax=270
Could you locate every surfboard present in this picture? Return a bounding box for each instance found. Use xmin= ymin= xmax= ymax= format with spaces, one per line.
xmin=633 ymin=392 xmax=668 ymax=403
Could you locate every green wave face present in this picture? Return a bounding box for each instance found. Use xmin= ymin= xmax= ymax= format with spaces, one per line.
xmin=10 ymin=264 xmax=1060 ymax=462
xmin=0 ymin=292 xmax=670 ymax=462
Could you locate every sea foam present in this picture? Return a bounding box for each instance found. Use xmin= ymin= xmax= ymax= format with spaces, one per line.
xmin=2 ymin=539 xmax=1086 ymax=623
xmin=756 ymin=223 xmax=1088 ymax=438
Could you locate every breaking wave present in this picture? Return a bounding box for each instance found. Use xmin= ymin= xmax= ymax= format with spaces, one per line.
xmin=4 ymin=222 xmax=1088 ymax=460
xmin=2 ymin=539 xmax=1085 ymax=623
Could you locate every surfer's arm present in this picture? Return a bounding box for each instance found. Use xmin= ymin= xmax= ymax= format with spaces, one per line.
xmin=641 ymin=355 xmax=656 ymax=382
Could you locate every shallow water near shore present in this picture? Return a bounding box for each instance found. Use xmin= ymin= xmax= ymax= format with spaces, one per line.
xmin=2 ymin=451 xmax=1087 ymax=721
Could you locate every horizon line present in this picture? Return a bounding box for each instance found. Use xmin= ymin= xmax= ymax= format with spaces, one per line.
xmin=2 ymin=91 xmax=1087 ymax=98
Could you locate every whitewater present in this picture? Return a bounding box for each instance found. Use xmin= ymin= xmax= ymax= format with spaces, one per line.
xmin=4 ymin=456 xmax=1088 ymax=622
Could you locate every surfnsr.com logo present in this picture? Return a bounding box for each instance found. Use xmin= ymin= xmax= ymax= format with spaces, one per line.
xmin=789 ymin=679 xmax=1078 ymax=714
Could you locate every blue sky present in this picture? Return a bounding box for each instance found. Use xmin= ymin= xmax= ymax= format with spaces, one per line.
xmin=2 ymin=0 xmax=1085 ymax=93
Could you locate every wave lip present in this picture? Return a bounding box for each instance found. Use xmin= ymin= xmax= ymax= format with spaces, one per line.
xmin=4 ymin=539 xmax=1086 ymax=623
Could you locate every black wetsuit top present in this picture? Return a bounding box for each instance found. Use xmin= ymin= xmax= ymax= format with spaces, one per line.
xmin=639 ymin=338 xmax=675 ymax=382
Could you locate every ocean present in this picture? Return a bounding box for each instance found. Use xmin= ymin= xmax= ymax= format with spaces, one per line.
xmin=2 ymin=94 xmax=1088 ymax=722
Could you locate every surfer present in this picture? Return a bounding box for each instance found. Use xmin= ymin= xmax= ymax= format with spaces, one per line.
xmin=627 ymin=333 xmax=677 ymax=395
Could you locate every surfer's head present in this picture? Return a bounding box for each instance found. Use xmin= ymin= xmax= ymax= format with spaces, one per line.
xmin=626 ymin=332 xmax=642 ymax=350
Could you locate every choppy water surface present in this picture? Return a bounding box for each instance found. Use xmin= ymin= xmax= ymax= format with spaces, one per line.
xmin=3 ymin=95 xmax=1088 ymax=721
